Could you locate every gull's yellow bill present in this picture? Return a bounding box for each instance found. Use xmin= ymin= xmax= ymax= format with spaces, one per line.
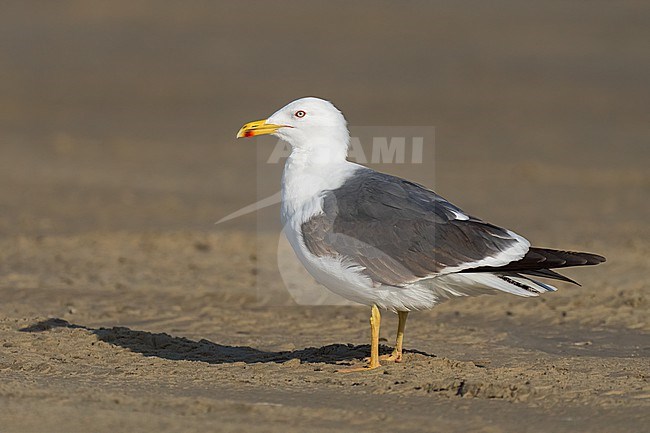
xmin=236 ymin=119 xmax=284 ymax=138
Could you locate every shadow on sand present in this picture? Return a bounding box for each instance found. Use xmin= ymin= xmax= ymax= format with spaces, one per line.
xmin=21 ymin=318 xmax=434 ymax=365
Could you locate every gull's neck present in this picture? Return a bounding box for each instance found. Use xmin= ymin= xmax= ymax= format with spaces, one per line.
xmin=280 ymin=146 xmax=359 ymax=225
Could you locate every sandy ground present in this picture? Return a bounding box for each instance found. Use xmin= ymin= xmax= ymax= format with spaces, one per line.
xmin=1 ymin=2 xmax=649 ymax=432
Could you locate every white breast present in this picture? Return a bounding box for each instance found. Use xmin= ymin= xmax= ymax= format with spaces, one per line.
xmin=280 ymin=157 xmax=377 ymax=303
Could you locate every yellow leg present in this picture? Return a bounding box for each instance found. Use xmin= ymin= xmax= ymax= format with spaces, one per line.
xmin=368 ymin=304 xmax=381 ymax=368
xmin=381 ymin=311 xmax=408 ymax=362
xmin=338 ymin=305 xmax=382 ymax=372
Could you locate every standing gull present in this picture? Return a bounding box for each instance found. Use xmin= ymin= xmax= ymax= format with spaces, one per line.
xmin=236 ymin=97 xmax=605 ymax=371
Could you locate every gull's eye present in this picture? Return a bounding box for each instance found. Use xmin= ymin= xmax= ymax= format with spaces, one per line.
xmin=295 ymin=110 xmax=306 ymax=118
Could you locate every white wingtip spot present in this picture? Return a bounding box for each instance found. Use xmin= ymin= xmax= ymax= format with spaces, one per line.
xmin=450 ymin=210 xmax=470 ymax=220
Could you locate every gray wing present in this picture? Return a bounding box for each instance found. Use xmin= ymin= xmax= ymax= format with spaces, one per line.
xmin=301 ymin=169 xmax=528 ymax=287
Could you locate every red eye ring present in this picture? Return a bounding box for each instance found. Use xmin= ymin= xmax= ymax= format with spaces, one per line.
xmin=295 ymin=110 xmax=306 ymax=118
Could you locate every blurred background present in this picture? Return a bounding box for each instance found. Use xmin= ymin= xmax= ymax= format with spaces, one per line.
xmin=1 ymin=0 xmax=648 ymax=239
xmin=0 ymin=5 xmax=648 ymax=429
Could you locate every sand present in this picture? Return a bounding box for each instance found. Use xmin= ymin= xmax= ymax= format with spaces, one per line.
xmin=1 ymin=2 xmax=649 ymax=432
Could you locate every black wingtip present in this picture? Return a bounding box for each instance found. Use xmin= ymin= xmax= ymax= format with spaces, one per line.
xmin=581 ymin=252 xmax=606 ymax=265
xmin=462 ymin=248 xmax=606 ymax=277
xmin=535 ymin=248 xmax=606 ymax=267
xmin=520 ymin=269 xmax=582 ymax=285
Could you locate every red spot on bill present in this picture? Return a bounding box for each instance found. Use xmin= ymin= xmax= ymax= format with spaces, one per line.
xmin=244 ymin=130 xmax=254 ymax=138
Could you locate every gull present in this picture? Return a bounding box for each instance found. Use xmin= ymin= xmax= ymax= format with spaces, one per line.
xmin=236 ymin=97 xmax=605 ymax=371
